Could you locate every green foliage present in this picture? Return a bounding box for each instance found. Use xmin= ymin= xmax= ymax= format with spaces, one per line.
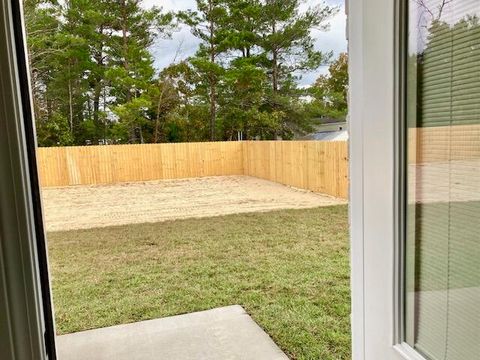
xmin=24 ymin=0 xmax=173 ymax=146
xmin=219 ymin=58 xmax=276 ymax=139
xmin=25 ymin=0 xmax=342 ymax=146
xmin=36 ymin=112 xmax=74 ymax=147
xmin=113 ymin=96 xmax=152 ymax=138
xmin=256 ymin=0 xmax=337 ymax=137
xmin=308 ymin=52 xmax=349 ymax=121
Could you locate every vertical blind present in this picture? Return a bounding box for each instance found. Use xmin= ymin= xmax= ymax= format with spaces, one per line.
xmin=406 ymin=1 xmax=480 ymax=359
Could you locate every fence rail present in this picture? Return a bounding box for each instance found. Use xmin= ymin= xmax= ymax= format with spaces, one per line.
xmin=408 ymin=125 xmax=480 ymax=163
xmin=37 ymin=141 xmax=349 ymax=198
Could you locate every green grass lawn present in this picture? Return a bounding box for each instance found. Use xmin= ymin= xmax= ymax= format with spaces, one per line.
xmin=48 ymin=205 xmax=350 ymax=360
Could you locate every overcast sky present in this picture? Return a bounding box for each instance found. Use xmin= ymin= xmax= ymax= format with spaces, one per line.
xmin=146 ymin=0 xmax=347 ymax=86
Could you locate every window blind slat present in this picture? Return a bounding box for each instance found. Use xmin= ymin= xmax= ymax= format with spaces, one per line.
xmin=406 ymin=1 xmax=480 ymax=359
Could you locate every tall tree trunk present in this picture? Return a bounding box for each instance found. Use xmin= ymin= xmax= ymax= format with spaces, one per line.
xmin=271 ymin=21 xmax=279 ymax=140
xmin=154 ymin=90 xmax=164 ymax=143
xmin=272 ymin=49 xmax=279 ymax=93
xmin=92 ymin=29 xmax=104 ymax=136
xmin=271 ymin=22 xmax=279 ymax=94
xmin=68 ymin=77 xmax=74 ymax=135
xmin=209 ymin=80 xmax=216 ymax=141
xmin=31 ymin=71 xmax=41 ymax=122
xmin=209 ymin=0 xmax=216 ymax=141
xmin=103 ymin=86 xmax=108 ymax=142
xmin=93 ymin=80 xmax=101 ymax=128
xmin=121 ymin=0 xmax=131 ymax=102
xmin=139 ymin=125 xmax=144 ymax=144
xmin=46 ymin=94 xmax=52 ymax=121
xmin=68 ymin=81 xmax=74 ymax=133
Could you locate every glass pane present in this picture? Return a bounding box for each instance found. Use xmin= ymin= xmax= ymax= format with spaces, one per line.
xmin=405 ymin=1 xmax=480 ymax=359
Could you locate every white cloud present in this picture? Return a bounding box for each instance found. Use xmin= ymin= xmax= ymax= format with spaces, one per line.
xmin=143 ymin=0 xmax=196 ymax=11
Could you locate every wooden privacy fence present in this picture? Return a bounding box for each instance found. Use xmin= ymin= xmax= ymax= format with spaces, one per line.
xmin=408 ymin=124 xmax=480 ymax=163
xmin=37 ymin=141 xmax=349 ymax=198
xmin=243 ymin=141 xmax=348 ymax=199
xmin=37 ymin=142 xmax=244 ymax=187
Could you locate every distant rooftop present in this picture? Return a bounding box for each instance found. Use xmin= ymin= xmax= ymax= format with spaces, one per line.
xmin=300 ymin=122 xmax=349 ymax=141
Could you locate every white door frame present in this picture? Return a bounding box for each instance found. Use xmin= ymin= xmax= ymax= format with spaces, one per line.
xmin=0 ymin=0 xmax=56 ymax=359
xmin=1 ymin=0 xmax=441 ymax=358
xmin=348 ymin=0 xmax=422 ymax=359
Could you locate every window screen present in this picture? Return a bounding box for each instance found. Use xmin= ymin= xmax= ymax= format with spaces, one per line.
xmin=405 ymin=1 xmax=480 ymax=359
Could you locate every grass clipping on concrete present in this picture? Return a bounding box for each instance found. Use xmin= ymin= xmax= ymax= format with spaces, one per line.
xmin=48 ymin=205 xmax=350 ymax=360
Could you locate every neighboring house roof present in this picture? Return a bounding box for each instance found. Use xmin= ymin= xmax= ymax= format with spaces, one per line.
xmin=302 ymin=129 xmax=349 ymax=141
xmin=300 ymin=122 xmax=349 ymax=141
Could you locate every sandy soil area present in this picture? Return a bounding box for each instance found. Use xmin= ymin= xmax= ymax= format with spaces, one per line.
xmin=42 ymin=175 xmax=346 ymax=232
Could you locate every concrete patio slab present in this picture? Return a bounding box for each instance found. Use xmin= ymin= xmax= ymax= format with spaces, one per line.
xmin=56 ymin=305 xmax=289 ymax=360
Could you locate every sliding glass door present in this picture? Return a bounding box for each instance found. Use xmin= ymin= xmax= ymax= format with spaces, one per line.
xmin=405 ymin=0 xmax=480 ymax=359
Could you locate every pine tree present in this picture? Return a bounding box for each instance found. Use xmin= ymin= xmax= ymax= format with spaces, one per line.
xmin=25 ymin=0 xmax=340 ymax=145
xmin=109 ymin=1 xmax=174 ymax=143
xmin=224 ymin=0 xmax=263 ymax=59
xmin=260 ymin=0 xmax=336 ymax=95
xmin=259 ymin=0 xmax=337 ymax=137
xmin=179 ymin=0 xmax=229 ymax=141
xmin=24 ymin=0 xmax=72 ymax=145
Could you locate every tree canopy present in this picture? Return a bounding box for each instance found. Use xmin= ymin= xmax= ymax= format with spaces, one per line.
xmin=308 ymin=52 xmax=348 ymax=121
xmin=25 ymin=0 xmax=345 ymax=146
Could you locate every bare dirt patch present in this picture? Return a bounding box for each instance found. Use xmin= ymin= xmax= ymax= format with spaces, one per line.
xmin=42 ymin=175 xmax=346 ymax=231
